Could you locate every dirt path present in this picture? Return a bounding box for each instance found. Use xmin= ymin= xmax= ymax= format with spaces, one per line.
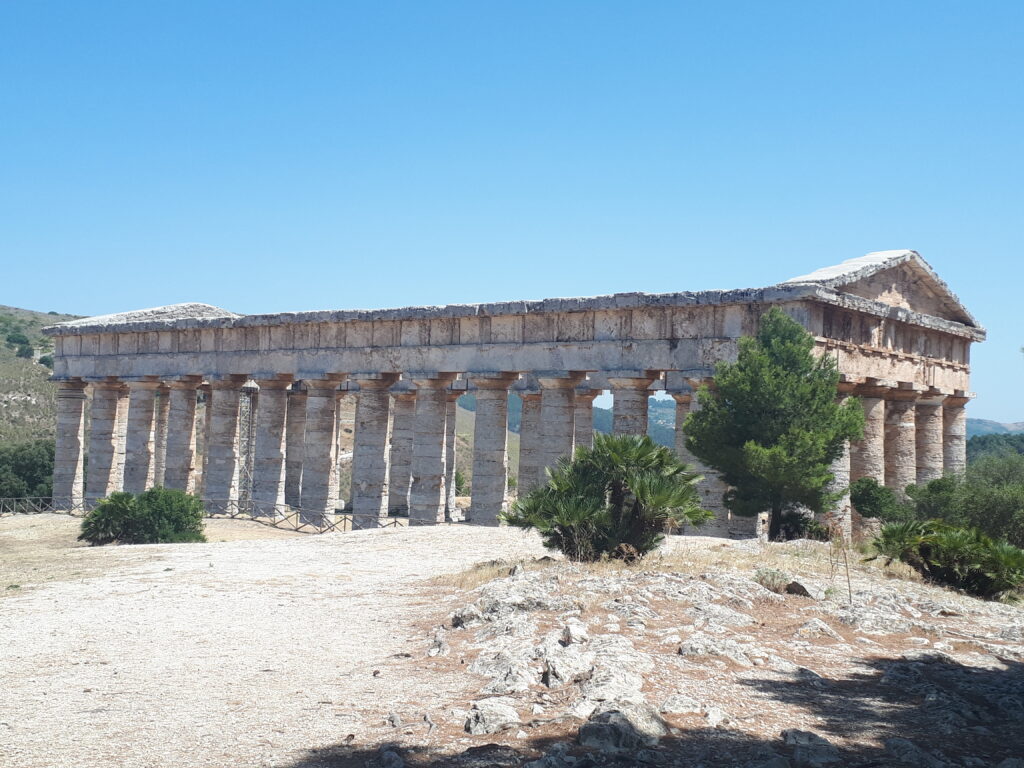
xmin=0 ymin=517 xmax=547 ymax=768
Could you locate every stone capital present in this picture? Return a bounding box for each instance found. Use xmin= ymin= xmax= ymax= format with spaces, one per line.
xmin=405 ymin=372 xmax=458 ymax=389
xmin=254 ymin=375 xmax=294 ymax=391
xmin=164 ymin=375 xmax=203 ymax=390
xmin=56 ymin=379 xmax=87 ymax=396
xmin=670 ymin=391 xmax=693 ymax=406
xmin=574 ymin=386 xmax=601 ymax=402
xmin=125 ymin=376 xmax=163 ymax=390
xmin=536 ymin=371 xmax=587 ymax=389
xmin=351 ymin=372 xmax=400 ymax=390
xmin=208 ymin=374 xmax=249 ymax=389
xmin=887 ymin=382 xmax=924 ymax=403
xmin=467 ymin=372 xmax=520 ymax=389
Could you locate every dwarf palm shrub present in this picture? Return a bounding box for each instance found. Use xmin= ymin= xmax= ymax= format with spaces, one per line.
xmin=866 ymin=520 xmax=1024 ymax=600
xmin=79 ymin=488 xmax=206 ymax=545
xmin=502 ymin=433 xmax=711 ymax=561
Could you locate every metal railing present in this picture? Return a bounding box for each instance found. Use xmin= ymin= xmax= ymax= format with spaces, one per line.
xmin=0 ymin=496 xmax=457 ymax=534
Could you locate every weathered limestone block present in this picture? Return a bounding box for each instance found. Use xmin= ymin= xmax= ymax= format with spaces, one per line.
xmin=203 ymin=376 xmax=246 ymax=507
xmin=608 ymin=373 xmax=658 ymax=436
xmin=284 ymin=385 xmax=306 ymax=507
xmin=52 ymin=380 xmax=87 ymax=509
xmin=350 ymin=374 xmax=399 ymax=528
xmin=915 ymin=395 xmax=945 ymax=485
xmin=122 ymin=378 xmax=161 ymax=495
xmin=162 ymin=377 xmax=201 ymax=492
xmin=943 ymin=396 xmax=969 ymax=475
xmin=470 ymin=374 xmax=518 ymax=524
xmin=538 ymin=373 xmax=585 ymax=479
xmin=517 ymin=390 xmax=543 ymax=493
xmin=251 ymin=376 xmax=292 ymax=516
xmin=573 ymin=387 xmax=599 ymax=450
xmin=408 ymin=374 xmax=457 ymax=524
xmin=885 ymin=388 xmax=920 ymax=494
xmin=151 ymin=385 xmax=170 ymax=487
xmin=672 ymin=389 xmax=730 ymax=536
xmin=299 ymin=376 xmax=345 ymax=525
xmin=86 ymin=379 xmax=126 ymax=504
xmin=850 ymin=382 xmax=889 ymax=484
xmin=388 ymin=391 xmax=416 ymax=513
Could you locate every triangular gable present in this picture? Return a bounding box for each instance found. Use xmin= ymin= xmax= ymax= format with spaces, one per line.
xmin=783 ymin=250 xmax=978 ymax=327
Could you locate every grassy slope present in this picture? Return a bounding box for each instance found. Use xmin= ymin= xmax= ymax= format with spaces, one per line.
xmin=0 ymin=306 xmax=81 ymax=444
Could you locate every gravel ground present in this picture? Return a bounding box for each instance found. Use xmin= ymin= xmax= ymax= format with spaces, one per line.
xmin=0 ymin=517 xmax=547 ymax=768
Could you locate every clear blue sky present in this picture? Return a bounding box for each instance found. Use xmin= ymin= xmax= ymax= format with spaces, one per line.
xmin=1 ymin=2 xmax=1020 ymax=420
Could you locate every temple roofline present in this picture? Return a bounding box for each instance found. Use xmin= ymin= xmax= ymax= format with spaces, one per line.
xmin=43 ymin=252 xmax=985 ymax=342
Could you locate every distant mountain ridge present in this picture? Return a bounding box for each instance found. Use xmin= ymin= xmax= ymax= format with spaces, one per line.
xmin=967 ymin=419 xmax=1024 ymax=438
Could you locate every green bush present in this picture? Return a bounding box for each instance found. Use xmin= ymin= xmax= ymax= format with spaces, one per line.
xmin=0 ymin=439 xmax=54 ymax=498
xmin=903 ymin=455 xmax=1024 ymax=548
xmin=79 ymin=488 xmax=206 ymax=546
xmin=15 ymin=344 xmax=33 ymax=359
xmin=866 ymin=520 xmax=1024 ymax=600
xmin=502 ymin=433 xmax=711 ymax=561
xmin=454 ymin=469 xmax=469 ymax=495
xmin=850 ymin=477 xmax=911 ymax=522
xmin=5 ymin=331 xmax=30 ymax=347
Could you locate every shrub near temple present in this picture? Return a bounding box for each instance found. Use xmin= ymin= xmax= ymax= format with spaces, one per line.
xmin=866 ymin=520 xmax=1024 ymax=601
xmin=684 ymin=308 xmax=865 ymax=540
xmin=79 ymin=488 xmax=206 ymax=546
xmin=502 ymin=433 xmax=710 ymax=561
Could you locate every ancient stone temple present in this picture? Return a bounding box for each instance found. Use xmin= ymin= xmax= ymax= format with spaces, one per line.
xmin=44 ymin=250 xmax=983 ymax=537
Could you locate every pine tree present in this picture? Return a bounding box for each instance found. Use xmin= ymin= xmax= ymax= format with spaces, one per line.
xmin=684 ymin=307 xmax=864 ymax=540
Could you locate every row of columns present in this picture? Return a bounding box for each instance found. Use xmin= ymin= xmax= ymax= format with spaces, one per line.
xmin=50 ymin=372 xmax=970 ymax=537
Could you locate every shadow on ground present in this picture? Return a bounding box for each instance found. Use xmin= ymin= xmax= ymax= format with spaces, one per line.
xmin=281 ymin=653 xmax=1024 ymax=767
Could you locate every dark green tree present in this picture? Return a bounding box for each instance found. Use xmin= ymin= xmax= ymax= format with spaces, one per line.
xmin=503 ymin=433 xmax=710 ymax=561
xmin=0 ymin=439 xmax=54 ymax=498
xmin=684 ymin=307 xmax=865 ymax=540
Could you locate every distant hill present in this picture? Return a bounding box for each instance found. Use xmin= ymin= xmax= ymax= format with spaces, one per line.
xmin=967 ymin=418 xmax=1024 ymax=438
xmin=0 ymin=305 xmax=81 ymax=444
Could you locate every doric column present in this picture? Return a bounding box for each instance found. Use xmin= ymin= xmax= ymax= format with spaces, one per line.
xmin=195 ymin=384 xmax=212 ymax=494
xmin=915 ymin=391 xmax=946 ymax=485
xmin=943 ymin=394 xmax=969 ymax=475
xmin=884 ymin=385 xmax=921 ymax=493
xmin=573 ymin=386 xmax=599 ymax=450
xmin=350 ymin=373 xmax=399 ymax=528
xmin=203 ymin=376 xmax=247 ymax=508
xmin=671 ymin=387 xmax=730 ymax=535
xmin=85 ymin=379 xmax=125 ymax=505
xmin=469 ymin=373 xmax=518 ymax=525
xmin=122 ymin=378 xmax=161 ymax=494
xmin=250 ymin=376 xmax=293 ymax=516
xmin=408 ymin=373 xmax=457 ymax=524
xmin=151 ymin=385 xmax=171 ymax=487
xmin=299 ymin=376 xmax=346 ymax=525
xmin=162 ymin=377 xmax=201 ymax=493
xmin=538 ymin=372 xmax=586 ymax=478
xmin=284 ymin=383 xmax=307 ymax=507
xmin=445 ymin=391 xmax=461 ymax=521
xmin=850 ymin=380 xmax=891 ymax=485
xmin=388 ymin=389 xmax=416 ymax=513
xmin=113 ymin=384 xmax=130 ymax=490
xmin=823 ymin=383 xmax=857 ymax=542
xmin=52 ymin=379 xmax=87 ymax=509
xmin=516 ymin=388 xmax=543 ymax=493
xmin=608 ymin=371 xmax=658 ymax=436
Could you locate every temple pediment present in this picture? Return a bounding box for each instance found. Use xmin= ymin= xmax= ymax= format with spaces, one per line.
xmin=783 ymin=250 xmax=977 ymax=327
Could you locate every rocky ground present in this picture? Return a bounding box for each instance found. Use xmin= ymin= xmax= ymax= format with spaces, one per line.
xmin=1 ymin=517 xmax=1023 ymax=768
